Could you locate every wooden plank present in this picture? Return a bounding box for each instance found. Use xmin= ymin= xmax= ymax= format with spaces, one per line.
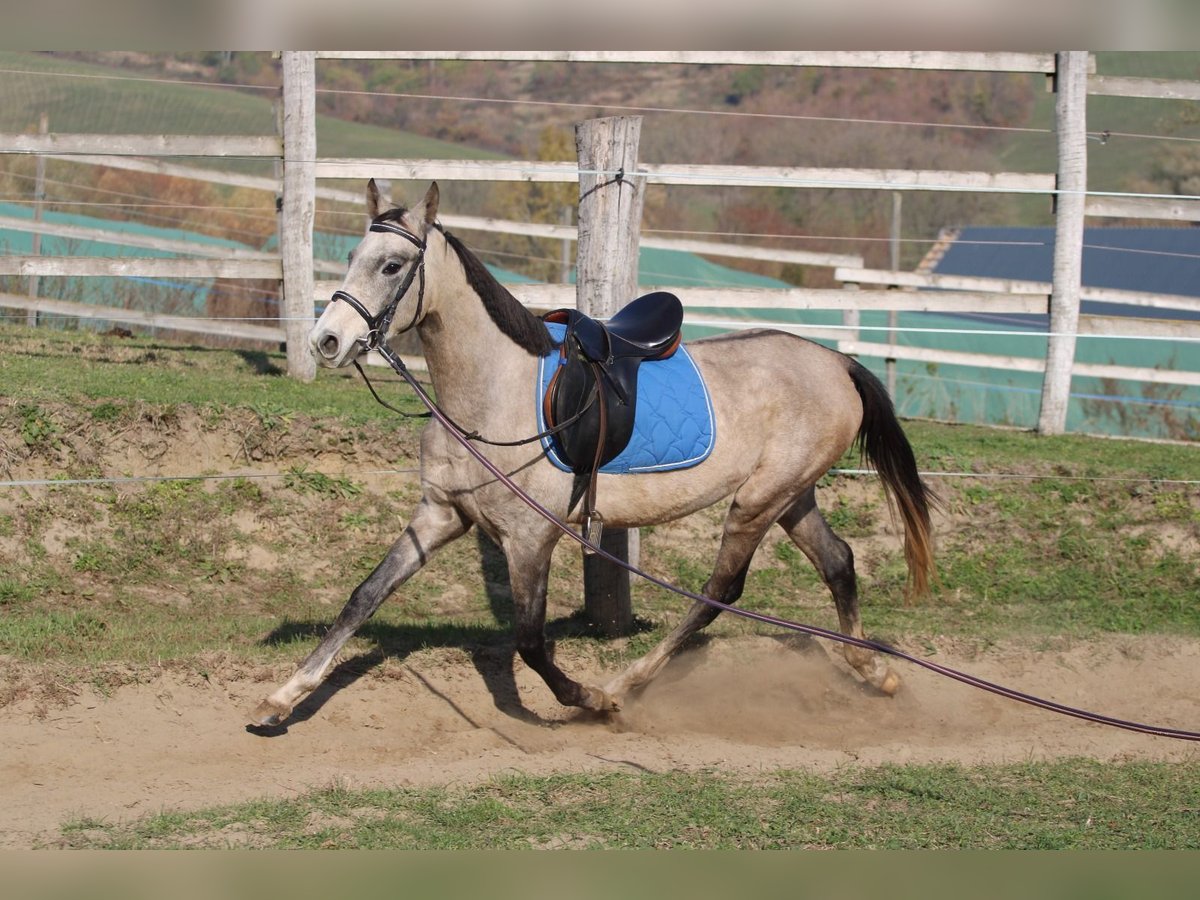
xmin=316 ymin=158 xmax=1056 ymax=194
xmin=326 ymin=289 xmax=1041 ymax=321
xmin=1085 ymin=194 xmax=1200 ymax=221
xmin=317 ymin=283 xmax=1049 ymax=315
xmin=839 ymin=340 xmax=1200 ymax=387
xmin=0 ymin=215 xmax=279 ymax=262
xmin=437 ymin=214 xmax=861 ymax=267
xmin=1071 ymin=360 xmax=1200 ymax=387
xmin=51 ymin=154 xmax=282 ymax=194
xmin=667 ymin=288 xmax=1047 ymax=313
xmin=640 ymin=236 xmax=861 ymax=269
xmin=842 ymin=340 xmax=1046 ymax=370
xmin=682 ymin=316 xmax=845 ymax=343
xmin=1 ymin=134 xmax=281 ymax=157
xmin=0 ymin=257 xmax=281 ymax=278
xmin=837 ymin=266 xmax=1200 ymax=313
xmin=0 ymin=293 xmax=285 ymax=342
xmin=323 ymin=280 xmax=1199 ymax=323
xmin=317 ymin=51 xmax=1058 ymax=73
xmin=1088 ymin=74 xmax=1200 ymax=101
xmin=316 ymin=159 xmax=576 ymax=183
xmin=837 ymin=266 xmax=1050 ymax=294
xmin=79 ymin=152 xmax=1199 ymax=231
xmin=1082 ymin=287 xmax=1200 ymax=314
xmin=1078 ymin=315 xmax=1200 ymax=340
xmin=639 ymin=164 xmax=1055 ymax=193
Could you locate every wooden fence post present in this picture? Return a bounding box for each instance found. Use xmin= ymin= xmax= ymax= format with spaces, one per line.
xmin=575 ymin=115 xmax=645 ymax=637
xmin=1038 ymin=50 xmax=1088 ymax=435
xmin=26 ymin=112 xmax=47 ymax=327
xmin=280 ymin=51 xmax=317 ymax=382
xmin=886 ymin=191 xmax=902 ymax=398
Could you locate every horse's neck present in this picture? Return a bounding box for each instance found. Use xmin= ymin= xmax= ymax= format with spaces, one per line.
xmin=416 ymin=264 xmax=538 ymax=429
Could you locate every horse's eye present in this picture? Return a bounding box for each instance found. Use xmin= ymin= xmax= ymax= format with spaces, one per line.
xmin=382 ymin=262 xmax=402 ymax=276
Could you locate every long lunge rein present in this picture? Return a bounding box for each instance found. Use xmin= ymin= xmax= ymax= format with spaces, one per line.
xmin=359 ymin=339 xmax=1200 ymax=744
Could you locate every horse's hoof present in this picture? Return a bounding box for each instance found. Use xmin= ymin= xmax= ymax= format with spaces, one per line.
xmin=249 ymin=699 xmax=290 ymax=728
xmin=582 ymin=686 xmax=621 ymax=713
xmin=878 ymin=670 xmax=901 ymax=697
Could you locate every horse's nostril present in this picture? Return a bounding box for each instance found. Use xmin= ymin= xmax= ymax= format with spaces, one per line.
xmin=319 ymin=334 xmax=340 ymax=358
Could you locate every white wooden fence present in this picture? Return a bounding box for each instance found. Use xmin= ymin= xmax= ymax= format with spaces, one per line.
xmin=2 ymin=50 xmax=1199 ymax=437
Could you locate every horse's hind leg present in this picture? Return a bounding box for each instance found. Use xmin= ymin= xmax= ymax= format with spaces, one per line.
xmin=778 ymin=490 xmax=900 ymax=695
xmin=249 ymin=499 xmax=470 ymax=727
xmin=602 ymin=490 xmax=777 ymax=704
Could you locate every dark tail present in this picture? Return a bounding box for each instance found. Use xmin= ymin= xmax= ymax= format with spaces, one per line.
xmin=847 ymin=359 xmax=937 ymax=599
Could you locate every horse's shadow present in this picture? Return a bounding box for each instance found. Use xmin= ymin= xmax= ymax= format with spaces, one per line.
xmin=249 ymin=531 xmax=650 ymax=736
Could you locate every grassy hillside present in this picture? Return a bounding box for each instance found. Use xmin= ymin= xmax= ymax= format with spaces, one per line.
xmin=0 ymin=51 xmax=506 ymax=160
xmin=998 ymin=52 xmax=1200 ymax=202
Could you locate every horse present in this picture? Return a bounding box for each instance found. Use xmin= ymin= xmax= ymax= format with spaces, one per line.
xmin=249 ymin=180 xmax=935 ymax=728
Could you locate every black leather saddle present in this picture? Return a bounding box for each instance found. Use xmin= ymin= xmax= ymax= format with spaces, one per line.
xmin=543 ymin=291 xmax=684 ymax=540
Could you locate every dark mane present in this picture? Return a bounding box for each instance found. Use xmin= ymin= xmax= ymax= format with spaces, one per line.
xmin=372 ymin=209 xmax=554 ymax=356
xmin=440 ymin=227 xmax=555 ymax=356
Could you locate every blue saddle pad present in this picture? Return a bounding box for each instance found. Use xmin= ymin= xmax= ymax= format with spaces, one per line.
xmin=536 ymin=321 xmax=716 ymax=475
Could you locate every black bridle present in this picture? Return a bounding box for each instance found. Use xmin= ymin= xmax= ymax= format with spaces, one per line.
xmin=329 ymin=221 xmax=427 ymax=352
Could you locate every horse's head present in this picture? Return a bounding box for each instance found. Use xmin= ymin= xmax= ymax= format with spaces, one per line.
xmin=310 ymin=180 xmax=440 ymax=367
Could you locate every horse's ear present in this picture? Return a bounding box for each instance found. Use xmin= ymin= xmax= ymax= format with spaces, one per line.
xmin=366 ymin=179 xmax=383 ymax=220
xmin=422 ymin=182 xmax=439 ymax=225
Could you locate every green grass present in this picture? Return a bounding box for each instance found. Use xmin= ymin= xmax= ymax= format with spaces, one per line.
xmin=58 ymin=760 xmax=1200 ymax=849
xmin=0 ymin=325 xmax=428 ymax=424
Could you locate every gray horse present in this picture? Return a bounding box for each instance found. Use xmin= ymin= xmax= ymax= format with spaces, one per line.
xmin=250 ymin=181 xmax=935 ymax=728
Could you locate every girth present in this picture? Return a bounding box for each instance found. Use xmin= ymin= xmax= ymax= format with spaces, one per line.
xmin=542 ymin=291 xmax=684 ymax=545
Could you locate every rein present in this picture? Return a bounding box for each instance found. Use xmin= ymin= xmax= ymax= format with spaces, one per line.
xmin=339 ymin=287 xmax=1200 ymax=743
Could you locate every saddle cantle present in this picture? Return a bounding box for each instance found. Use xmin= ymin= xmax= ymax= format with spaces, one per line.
xmin=542 ymin=291 xmax=685 ymax=544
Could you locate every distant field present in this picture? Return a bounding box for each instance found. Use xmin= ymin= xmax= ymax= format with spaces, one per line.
xmin=0 ymin=50 xmax=508 ymax=162
xmin=999 ymin=51 xmax=1200 ymax=201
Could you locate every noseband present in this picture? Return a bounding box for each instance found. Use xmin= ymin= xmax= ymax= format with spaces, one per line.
xmin=329 ymin=221 xmax=427 ymax=351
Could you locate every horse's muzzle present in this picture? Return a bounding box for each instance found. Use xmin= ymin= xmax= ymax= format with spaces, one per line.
xmin=309 ymin=322 xmax=360 ymax=368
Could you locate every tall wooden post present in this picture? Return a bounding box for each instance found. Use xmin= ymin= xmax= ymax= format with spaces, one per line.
xmin=886 ymin=190 xmax=902 ymax=398
xmin=575 ymin=116 xmax=645 ymax=637
xmin=280 ymin=51 xmax=317 ymax=382
xmin=1038 ymin=50 xmax=1088 ymax=435
xmin=26 ymin=112 xmax=48 ymax=327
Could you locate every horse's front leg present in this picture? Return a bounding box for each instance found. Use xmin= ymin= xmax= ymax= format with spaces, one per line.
xmin=505 ymin=537 xmax=618 ymax=713
xmin=249 ymin=499 xmax=470 ymax=727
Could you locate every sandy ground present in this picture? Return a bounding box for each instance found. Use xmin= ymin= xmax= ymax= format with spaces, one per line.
xmin=2 ymin=631 xmax=1198 ymax=848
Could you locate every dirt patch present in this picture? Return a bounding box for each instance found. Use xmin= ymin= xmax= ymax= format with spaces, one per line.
xmin=2 ymin=633 xmax=1198 ymax=848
